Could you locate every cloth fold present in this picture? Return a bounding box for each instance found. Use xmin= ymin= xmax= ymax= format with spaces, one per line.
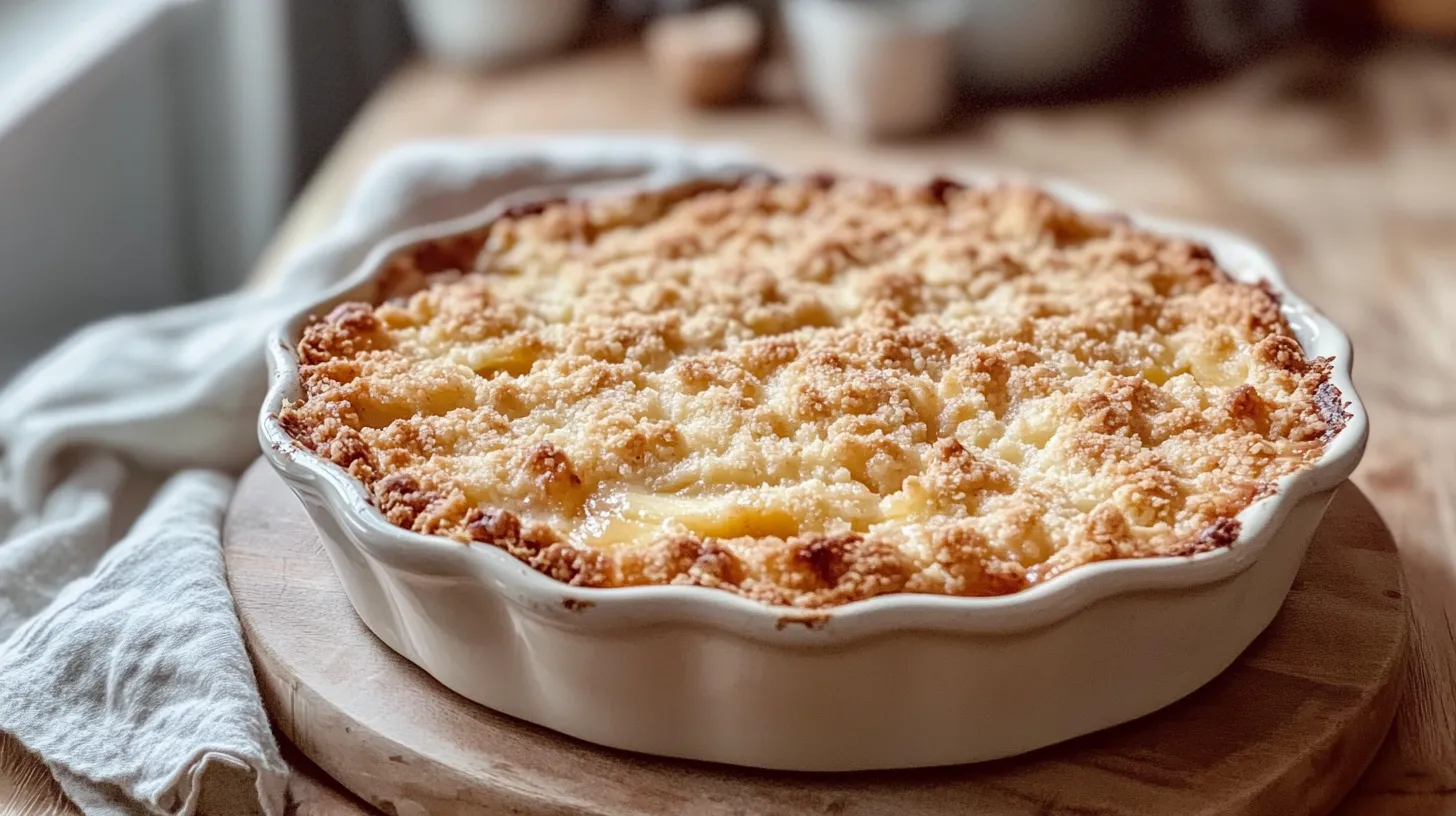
xmin=0 ymin=136 xmax=755 ymax=815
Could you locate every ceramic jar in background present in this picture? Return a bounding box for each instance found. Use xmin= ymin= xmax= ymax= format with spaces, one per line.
xmin=781 ymin=0 xmax=963 ymax=141
xmin=950 ymin=0 xmax=1303 ymax=98
xmin=953 ymin=0 xmax=1139 ymax=96
xmin=402 ymin=0 xmax=591 ymax=70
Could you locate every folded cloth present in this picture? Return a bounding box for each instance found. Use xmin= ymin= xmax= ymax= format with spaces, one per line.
xmin=0 ymin=136 xmax=756 ymax=815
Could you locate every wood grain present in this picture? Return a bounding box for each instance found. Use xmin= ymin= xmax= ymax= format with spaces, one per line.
xmin=226 ymin=459 xmax=1406 ymax=816
xmin=6 ymin=41 xmax=1455 ymax=815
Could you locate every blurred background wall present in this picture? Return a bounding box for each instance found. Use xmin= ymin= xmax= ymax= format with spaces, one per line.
xmin=0 ymin=0 xmax=409 ymax=379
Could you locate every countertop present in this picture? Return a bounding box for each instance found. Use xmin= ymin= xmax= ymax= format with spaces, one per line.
xmin=4 ymin=41 xmax=1454 ymax=816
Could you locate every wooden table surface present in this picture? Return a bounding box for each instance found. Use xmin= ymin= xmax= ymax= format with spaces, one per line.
xmin=4 ymin=42 xmax=1455 ymax=815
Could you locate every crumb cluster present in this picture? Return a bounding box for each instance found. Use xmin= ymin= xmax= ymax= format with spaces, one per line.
xmin=280 ymin=175 xmax=1343 ymax=608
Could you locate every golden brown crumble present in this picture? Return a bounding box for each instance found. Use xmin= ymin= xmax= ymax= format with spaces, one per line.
xmin=280 ymin=175 xmax=1345 ymax=608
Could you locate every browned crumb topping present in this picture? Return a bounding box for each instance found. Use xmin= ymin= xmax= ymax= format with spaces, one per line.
xmin=280 ymin=175 xmax=1343 ymax=608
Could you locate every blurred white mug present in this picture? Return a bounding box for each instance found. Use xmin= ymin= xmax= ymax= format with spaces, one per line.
xmin=782 ymin=0 xmax=964 ymax=141
xmin=402 ymin=0 xmax=591 ymax=70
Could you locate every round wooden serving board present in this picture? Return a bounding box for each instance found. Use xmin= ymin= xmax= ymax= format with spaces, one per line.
xmin=225 ymin=459 xmax=1408 ymax=816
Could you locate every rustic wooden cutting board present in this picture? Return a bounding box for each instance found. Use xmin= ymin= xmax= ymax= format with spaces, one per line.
xmin=224 ymin=459 xmax=1407 ymax=815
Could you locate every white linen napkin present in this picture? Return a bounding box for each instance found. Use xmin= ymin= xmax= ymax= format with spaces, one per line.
xmin=0 ymin=136 xmax=756 ymax=815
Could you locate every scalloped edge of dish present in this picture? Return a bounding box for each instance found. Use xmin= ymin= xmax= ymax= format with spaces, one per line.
xmin=258 ymin=161 xmax=1368 ymax=644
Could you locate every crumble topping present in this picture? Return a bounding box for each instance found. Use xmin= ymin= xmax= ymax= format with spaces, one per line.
xmin=279 ymin=175 xmax=1343 ymax=608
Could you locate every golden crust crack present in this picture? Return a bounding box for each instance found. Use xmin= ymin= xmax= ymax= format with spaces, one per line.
xmin=280 ymin=175 xmax=1343 ymax=608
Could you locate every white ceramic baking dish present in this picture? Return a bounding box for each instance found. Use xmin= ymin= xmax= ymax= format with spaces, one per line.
xmin=258 ymin=164 xmax=1367 ymax=772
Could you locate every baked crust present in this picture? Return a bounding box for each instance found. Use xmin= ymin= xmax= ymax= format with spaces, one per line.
xmin=279 ymin=175 xmax=1344 ymax=609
